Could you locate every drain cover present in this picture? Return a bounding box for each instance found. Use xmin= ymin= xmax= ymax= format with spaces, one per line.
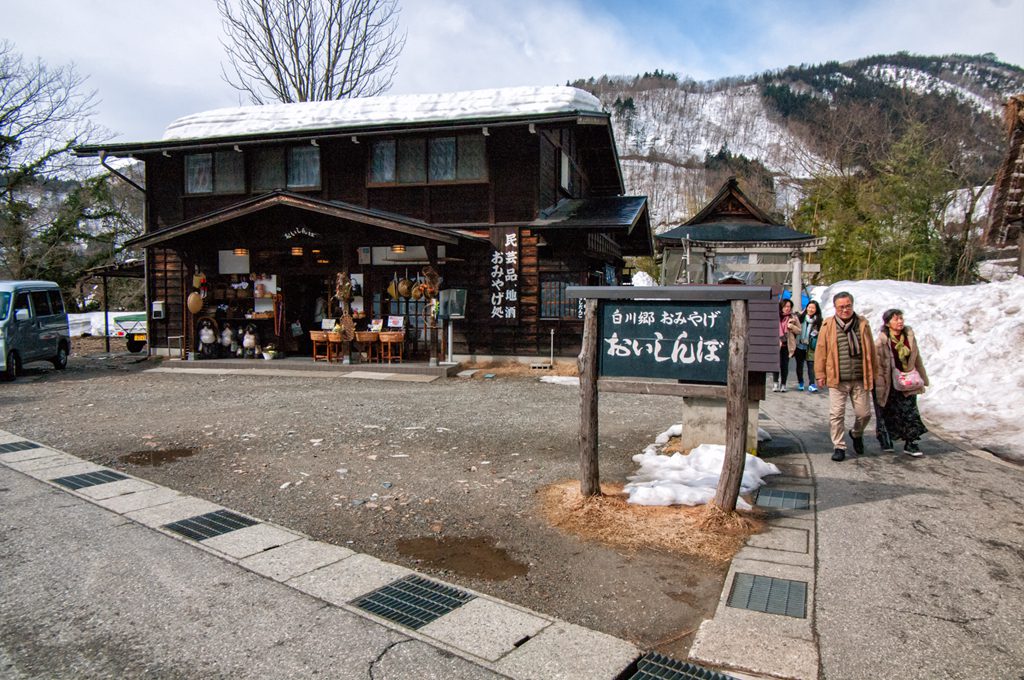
xmin=0 ymin=441 xmax=41 ymax=454
xmin=727 ymin=573 xmax=806 ymax=618
xmin=627 ymin=652 xmax=737 ymax=679
xmin=755 ymin=488 xmax=811 ymax=510
xmin=352 ymin=574 xmax=475 ymax=629
xmin=162 ymin=510 xmax=258 ymax=541
xmin=52 ymin=470 xmax=128 ymax=490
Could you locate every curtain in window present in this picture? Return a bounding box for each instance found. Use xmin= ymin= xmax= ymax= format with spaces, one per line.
xmin=457 ymin=136 xmax=486 ymax=180
xmin=370 ymin=140 xmax=396 ymax=183
xmin=288 ymin=146 xmax=320 ymax=188
xmin=214 ymin=151 xmax=245 ymax=193
xmin=253 ymin=148 xmax=286 ymax=191
xmin=185 ymin=154 xmax=213 ymax=194
xmin=397 ymin=138 xmax=426 ymax=183
xmin=429 ymin=138 xmax=456 ymax=181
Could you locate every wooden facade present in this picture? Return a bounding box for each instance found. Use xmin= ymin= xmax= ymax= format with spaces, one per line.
xmin=77 ymin=88 xmax=652 ymax=360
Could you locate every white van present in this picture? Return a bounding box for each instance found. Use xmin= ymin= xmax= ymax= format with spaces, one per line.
xmin=0 ymin=280 xmax=71 ymax=380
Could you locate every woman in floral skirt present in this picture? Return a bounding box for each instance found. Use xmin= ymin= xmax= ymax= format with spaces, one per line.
xmin=873 ymin=309 xmax=929 ymax=456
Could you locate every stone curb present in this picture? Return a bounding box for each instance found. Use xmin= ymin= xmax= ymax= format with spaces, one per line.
xmin=0 ymin=428 xmax=640 ymax=680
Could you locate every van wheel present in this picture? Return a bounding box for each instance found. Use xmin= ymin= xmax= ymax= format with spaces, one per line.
xmin=3 ymin=352 xmax=20 ymax=381
xmin=52 ymin=343 xmax=69 ymax=370
xmin=126 ymin=339 xmax=145 ymax=353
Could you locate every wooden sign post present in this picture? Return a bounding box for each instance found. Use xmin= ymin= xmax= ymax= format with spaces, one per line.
xmin=569 ymin=286 xmax=767 ymax=512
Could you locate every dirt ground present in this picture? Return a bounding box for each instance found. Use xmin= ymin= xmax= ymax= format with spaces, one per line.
xmin=1 ymin=336 xmax=744 ymax=657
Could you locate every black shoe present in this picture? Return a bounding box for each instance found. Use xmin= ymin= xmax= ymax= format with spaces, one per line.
xmin=904 ymin=441 xmax=923 ymax=457
xmin=849 ymin=430 xmax=864 ymax=455
xmin=832 ymin=448 xmax=846 ymax=461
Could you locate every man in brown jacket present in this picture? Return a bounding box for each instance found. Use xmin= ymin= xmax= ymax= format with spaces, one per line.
xmin=814 ymin=291 xmax=876 ymax=461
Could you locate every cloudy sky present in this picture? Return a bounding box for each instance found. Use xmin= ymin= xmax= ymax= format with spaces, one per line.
xmin=4 ymin=0 xmax=1023 ymax=143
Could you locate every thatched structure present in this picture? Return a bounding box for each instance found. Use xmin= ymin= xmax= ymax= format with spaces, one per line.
xmin=985 ymin=94 xmax=1024 ymax=248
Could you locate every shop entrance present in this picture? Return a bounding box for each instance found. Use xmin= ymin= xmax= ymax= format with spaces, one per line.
xmin=278 ymin=273 xmax=333 ymax=356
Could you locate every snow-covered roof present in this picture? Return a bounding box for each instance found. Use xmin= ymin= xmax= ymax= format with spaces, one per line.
xmin=162 ymin=86 xmax=604 ymax=142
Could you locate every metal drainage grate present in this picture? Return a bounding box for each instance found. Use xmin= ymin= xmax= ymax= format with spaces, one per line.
xmin=627 ymin=652 xmax=738 ymax=680
xmin=0 ymin=441 xmax=41 ymax=454
xmin=352 ymin=574 xmax=475 ymax=630
xmin=162 ymin=510 xmax=258 ymax=541
xmin=52 ymin=470 xmax=128 ymax=490
xmin=727 ymin=573 xmax=806 ymax=618
xmin=755 ymin=488 xmax=811 ymax=510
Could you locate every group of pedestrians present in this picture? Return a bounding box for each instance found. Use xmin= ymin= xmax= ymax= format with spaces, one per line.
xmin=773 ymin=291 xmax=929 ymax=460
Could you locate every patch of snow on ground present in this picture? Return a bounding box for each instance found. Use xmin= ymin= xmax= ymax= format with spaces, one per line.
xmin=539 ymin=375 xmax=579 ymax=386
xmin=625 ymin=428 xmax=779 ymax=510
xmin=818 ymin=277 xmax=1024 ymax=452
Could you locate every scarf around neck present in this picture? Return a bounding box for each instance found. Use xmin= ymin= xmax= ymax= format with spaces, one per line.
xmin=888 ymin=328 xmax=911 ymax=369
xmin=835 ymin=313 xmax=862 ymax=358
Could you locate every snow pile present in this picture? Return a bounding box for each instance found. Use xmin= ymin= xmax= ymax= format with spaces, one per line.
xmin=163 ymin=86 xmax=602 ymax=142
xmin=818 ymin=277 xmax=1024 ymax=452
xmin=630 ymin=271 xmax=657 ymax=286
xmin=625 ymin=428 xmax=779 ymax=511
xmin=539 ymin=375 xmax=579 ymax=386
xmin=67 ymin=312 xmax=146 ymax=337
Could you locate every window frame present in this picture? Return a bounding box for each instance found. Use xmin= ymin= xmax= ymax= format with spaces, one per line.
xmin=250 ymin=145 xmax=321 ymax=192
xmin=367 ymin=134 xmax=488 ymax=187
xmin=539 ymin=272 xmax=583 ymax=320
xmin=184 ymin=151 xmax=246 ymax=196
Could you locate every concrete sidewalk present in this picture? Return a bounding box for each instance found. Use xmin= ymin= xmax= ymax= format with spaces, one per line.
xmin=0 ymin=429 xmax=640 ymax=680
xmin=690 ymin=389 xmax=1024 ymax=680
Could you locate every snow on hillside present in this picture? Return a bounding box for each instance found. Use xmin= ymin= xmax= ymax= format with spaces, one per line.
xmin=818 ymin=277 xmax=1024 ymax=456
xmin=611 ymin=84 xmax=815 ymax=180
xmin=864 ymin=65 xmax=1002 ymax=116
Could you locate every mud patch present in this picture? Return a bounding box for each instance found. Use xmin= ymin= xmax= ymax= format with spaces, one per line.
xmin=396 ymin=536 xmax=529 ymax=581
xmin=119 ymin=448 xmax=198 ymax=467
xmin=540 ymin=480 xmax=764 ymax=564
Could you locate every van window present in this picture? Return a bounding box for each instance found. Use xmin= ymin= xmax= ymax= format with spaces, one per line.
xmin=13 ymin=293 xmax=31 ymax=318
xmin=31 ymin=290 xmax=52 ymax=316
xmin=48 ymin=290 xmax=65 ymax=314
xmin=0 ymin=292 xmax=10 ymax=320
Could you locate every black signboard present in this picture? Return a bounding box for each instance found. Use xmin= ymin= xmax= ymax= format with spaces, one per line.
xmin=488 ymin=227 xmax=519 ymax=324
xmin=598 ymin=300 xmax=731 ymax=383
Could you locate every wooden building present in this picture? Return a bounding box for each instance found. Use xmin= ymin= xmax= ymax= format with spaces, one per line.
xmin=657 ymin=178 xmax=824 ymax=310
xmin=985 ymin=93 xmax=1024 ymax=272
xmin=75 ymin=87 xmax=652 ymax=361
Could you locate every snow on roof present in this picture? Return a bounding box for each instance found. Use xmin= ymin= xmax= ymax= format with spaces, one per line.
xmin=162 ymin=86 xmax=604 ymax=142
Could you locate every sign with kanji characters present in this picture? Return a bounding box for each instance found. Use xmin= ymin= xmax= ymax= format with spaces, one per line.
xmin=599 ymin=300 xmax=731 ymax=383
xmin=488 ymin=227 xmax=519 ymax=324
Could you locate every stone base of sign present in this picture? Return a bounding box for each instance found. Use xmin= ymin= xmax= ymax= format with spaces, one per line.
xmin=679 ymin=397 xmax=759 ymax=453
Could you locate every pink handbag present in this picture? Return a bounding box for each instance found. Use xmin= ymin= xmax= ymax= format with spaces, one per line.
xmin=892 ymin=367 xmax=924 ymax=392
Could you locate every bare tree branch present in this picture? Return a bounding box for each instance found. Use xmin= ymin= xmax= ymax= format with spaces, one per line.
xmin=216 ymin=0 xmax=405 ymax=104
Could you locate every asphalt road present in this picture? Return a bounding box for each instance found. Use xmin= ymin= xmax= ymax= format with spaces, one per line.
xmin=761 ymin=389 xmax=1024 ymax=680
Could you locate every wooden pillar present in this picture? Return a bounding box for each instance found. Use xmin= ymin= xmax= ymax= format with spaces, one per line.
xmin=578 ymin=298 xmax=601 ymax=497
xmin=790 ymin=249 xmax=804 ymax=312
xmin=102 ymin=275 xmax=110 ymax=353
xmin=714 ymin=298 xmax=749 ymax=512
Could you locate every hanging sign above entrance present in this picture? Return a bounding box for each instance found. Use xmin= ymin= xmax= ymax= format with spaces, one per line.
xmin=598 ymin=300 xmax=731 ymax=383
xmin=283 ymin=226 xmax=321 ymax=240
xmin=489 ymin=227 xmax=519 ymax=324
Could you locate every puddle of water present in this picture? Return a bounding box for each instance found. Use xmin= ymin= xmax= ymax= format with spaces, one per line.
xmin=119 ymin=448 xmax=198 ymax=467
xmin=396 ymin=536 xmax=529 ymax=581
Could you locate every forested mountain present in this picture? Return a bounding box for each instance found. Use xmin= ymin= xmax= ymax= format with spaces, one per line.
xmin=573 ymin=53 xmax=1024 ymax=233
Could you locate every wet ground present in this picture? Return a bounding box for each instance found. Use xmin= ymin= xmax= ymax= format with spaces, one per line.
xmin=1 ymin=337 xmax=729 ymax=656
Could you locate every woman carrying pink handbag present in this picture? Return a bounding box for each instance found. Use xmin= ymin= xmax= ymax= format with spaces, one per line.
xmin=873 ymin=309 xmax=929 ymax=456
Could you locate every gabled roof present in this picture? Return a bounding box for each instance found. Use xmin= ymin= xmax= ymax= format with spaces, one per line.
xmin=530 ymin=197 xmax=653 ymax=256
xmin=124 ymin=192 xmax=468 ymax=250
xmin=656 ymin=177 xmax=818 ymax=247
xmin=75 ymin=86 xmax=608 ymax=157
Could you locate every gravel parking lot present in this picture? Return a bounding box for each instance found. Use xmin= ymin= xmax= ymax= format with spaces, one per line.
xmin=1 ymin=338 xmax=728 ymax=656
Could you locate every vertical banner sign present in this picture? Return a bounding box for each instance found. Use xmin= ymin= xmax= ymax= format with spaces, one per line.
xmin=599 ymin=300 xmax=731 ymax=383
xmin=489 ymin=227 xmax=519 ymax=324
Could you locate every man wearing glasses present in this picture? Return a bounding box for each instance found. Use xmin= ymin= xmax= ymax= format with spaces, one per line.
xmin=814 ymin=292 xmax=876 ymax=461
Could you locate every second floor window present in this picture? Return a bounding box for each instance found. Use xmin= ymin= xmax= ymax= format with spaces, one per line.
xmin=369 ymin=135 xmax=486 ymax=185
xmin=252 ymin=146 xmax=321 ymax=192
xmin=185 ymin=151 xmax=245 ymax=194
